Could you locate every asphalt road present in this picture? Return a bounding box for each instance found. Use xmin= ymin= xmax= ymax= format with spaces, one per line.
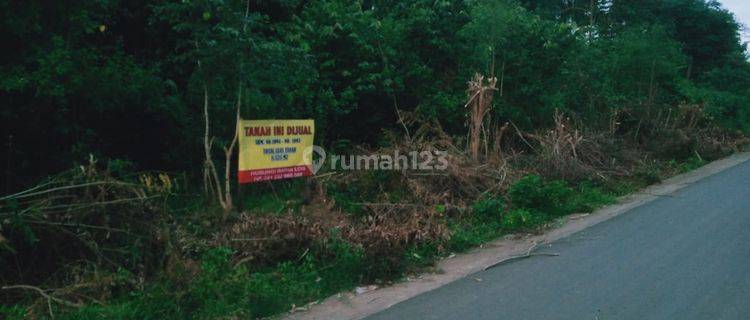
xmin=367 ymin=160 xmax=750 ymax=320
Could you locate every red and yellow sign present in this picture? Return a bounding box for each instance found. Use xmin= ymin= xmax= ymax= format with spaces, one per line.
xmin=238 ymin=119 xmax=315 ymax=183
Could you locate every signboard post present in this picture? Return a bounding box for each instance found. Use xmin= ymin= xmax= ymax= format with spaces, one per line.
xmin=238 ymin=119 xmax=315 ymax=184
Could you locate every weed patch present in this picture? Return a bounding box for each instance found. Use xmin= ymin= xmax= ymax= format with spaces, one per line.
xmin=446 ymin=219 xmax=504 ymax=253
xmin=508 ymin=175 xmax=575 ymax=216
xmin=55 ymin=238 xmax=366 ymax=320
xmin=471 ymin=197 xmax=505 ymax=220
xmin=501 ymin=209 xmax=542 ymax=231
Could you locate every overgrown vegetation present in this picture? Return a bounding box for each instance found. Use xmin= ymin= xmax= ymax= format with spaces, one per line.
xmin=2 ymin=0 xmax=750 ymax=319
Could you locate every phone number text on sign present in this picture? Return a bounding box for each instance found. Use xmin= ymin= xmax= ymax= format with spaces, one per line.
xmin=238 ymin=119 xmax=314 ymax=183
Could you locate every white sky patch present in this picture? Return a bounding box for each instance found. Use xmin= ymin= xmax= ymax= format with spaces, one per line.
xmin=719 ymin=0 xmax=750 ymax=50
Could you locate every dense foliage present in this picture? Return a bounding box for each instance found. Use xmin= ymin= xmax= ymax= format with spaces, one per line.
xmin=1 ymin=0 xmax=749 ymax=318
xmin=2 ymin=0 xmax=748 ymax=193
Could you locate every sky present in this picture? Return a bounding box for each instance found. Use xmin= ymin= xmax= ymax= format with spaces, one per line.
xmin=719 ymin=0 xmax=750 ymax=46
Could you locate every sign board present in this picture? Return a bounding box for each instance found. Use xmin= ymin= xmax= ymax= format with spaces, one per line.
xmin=238 ymin=119 xmax=315 ymax=183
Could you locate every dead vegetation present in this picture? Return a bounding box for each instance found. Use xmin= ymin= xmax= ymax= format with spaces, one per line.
xmin=465 ymin=73 xmax=498 ymax=161
xmin=214 ymin=103 xmax=750 ymax=284
xmin=527 ymin=110 xmax=593 ymax=181
xmin=0 ymin=156 xmax=173 ymax=313
xmin=629 ymin=102 xmax=749 ymax=161
xmin=2 ymin=102 xmax=749 ymax=317
xmin=399 ymin=112 xmax=522 ymax=201
xmin=217 ymin=110 xmax=522 ymax=275
xmin=221 ymin=200 xmax=449 ymax=280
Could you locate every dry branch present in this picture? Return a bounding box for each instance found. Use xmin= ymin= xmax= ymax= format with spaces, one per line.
xmin=3 ymin=284 xmax=83 ymax=317
xmin=483 ymin=241 xmax=559 ymax=271
xmin=465 ymin=73 xmax=498 ymax=161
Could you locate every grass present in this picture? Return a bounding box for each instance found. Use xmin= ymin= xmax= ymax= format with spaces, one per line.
xmin=447 ymin=219 xmax=505 ymax=252
xmin=241 ymin=180 xmax=307 ymax=214
xmin=44 ymin=177 xmax=619 ymax=320
xmin=670 ymin=153 xmax=707 ymax=173
xmin=448 ymin=176 xmax=617 ymax=253
xmin=4 ymin=158 xmax=710 ymax=320
xmin=44 ymin=238 xmax=367 ymax=320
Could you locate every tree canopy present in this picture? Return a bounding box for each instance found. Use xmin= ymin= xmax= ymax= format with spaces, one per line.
xmin=2 ymin=0 xmax=749 ymax=192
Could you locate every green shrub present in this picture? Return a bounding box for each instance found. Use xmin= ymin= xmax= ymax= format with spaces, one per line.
xmin=189 ymin=247 xmax=251 ymax=319
xmin=446 ymin=220 xmax=504 ymax=253
xmin=0 ymin=305 xmax=27 ymax=320
xmin=241 ymin=180 xmax=306 ymax=214
xmin=471 ymin=197 xmax=505 ymax=220
xmin=605 ymin=180 xmax=640 ymax=196
xmin=508 ymin=175 xmax=574 ymax=216
xmin=674 ymin=153 xmax=706 ymax=173
xmin=327 ymin=171 xmax=408 ymax=217
xmin=314 ymin=235 xmax=366 ymax=293
xmin=56 ymin=239 xmax=367 ymax=320
xmin=444 ymin=197 xmax=507 ymax=253
xmin=501 ymin=209 xmax=539 ymax=231
xmin=635 ymin=160 xmax=663 ymax=185
xmin=570 ymin=182 xmax=616 ymax=212
xmin=403 ymin=243 xmax=441 ymax=270
xmin=508 ymin=176 xmax=616 ymax=222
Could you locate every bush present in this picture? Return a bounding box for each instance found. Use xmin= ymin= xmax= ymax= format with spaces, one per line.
xmin=674 ymin=153 xmax=706 ymax=173
xmin=471 ymin=197 xmax=505 ymax=220
xmin=201 ymin=238 xmax=365 ymax=318
xmin=446 ymin=220 xmax=504 ymax=253
xmin=0 ymin=160 xmax=172 ymax=303
xmin=0 ymin=305 xmax=26 ymax=320
xmin=508 ymin=176 xmax=615 ymax=222
xmin=444 ymin=197 xmax=507 ymax=253
xmin=501 ymin=209 xmax=539 ymax=231
xmin=508 ymin=175 xmax=574 ymax=216
xmin=634 ymin=160 xmax=663 ymax=185
xmin=570 ymin=182 xmax=616 ymax=213
xmin=58 ymin=238 xmax=367 ymax=320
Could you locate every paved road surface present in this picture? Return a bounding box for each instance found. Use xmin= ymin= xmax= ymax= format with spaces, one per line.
xmin=367 ymin=160 xmax=750 ymax=320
